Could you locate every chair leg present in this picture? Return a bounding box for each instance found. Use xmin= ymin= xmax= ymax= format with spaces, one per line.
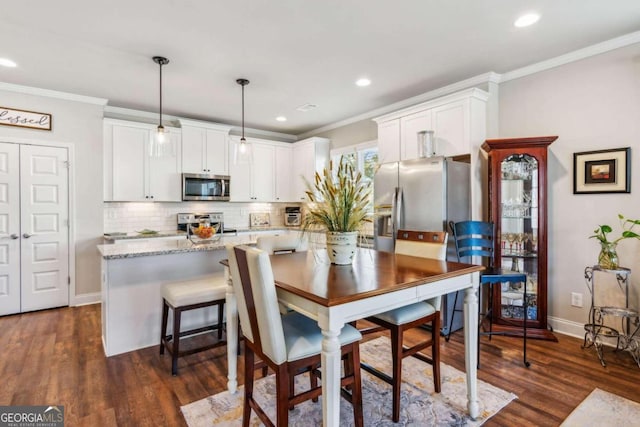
xmin=432 ymin=314 xmax=441 ymax=393
xmin=243 ymin=346 xmax=255 ymax=427
xmin=275 ymin=364 xmax=289 ymax=427
xmin=160 ymin=300 xmax=169 ymax=355
xmin=217 ymin=302 xmax=224 ymax=340
xmin=311 ymin=363 xmax=319 ymax=403
xmin=171 ymin=307 xmax=181 ymax=376
xmin=445 ymin=290 xmax=459 ymax=342
xmin=390 ymin=327 xmax=403 ymax=423
xmin=350 ymin=345 xmax=364 ymax=427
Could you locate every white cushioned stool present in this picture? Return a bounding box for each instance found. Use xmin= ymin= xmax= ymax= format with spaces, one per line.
xmin=160 ymin=273 xmax=227 ymax=375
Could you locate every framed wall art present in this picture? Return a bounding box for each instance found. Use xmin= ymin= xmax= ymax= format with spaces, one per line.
xmin=573 ymin=147 xmax=630 ymax=194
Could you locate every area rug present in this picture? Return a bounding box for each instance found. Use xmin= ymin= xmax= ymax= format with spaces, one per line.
xmin=181 ymin=337 xmax=516 ymax=426
xmin=560 ymin=388 xmax=640 ymax=427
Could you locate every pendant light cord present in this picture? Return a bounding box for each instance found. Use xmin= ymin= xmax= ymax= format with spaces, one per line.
xmin=241 ymin=82 xmax=245 ymax=140
xmin=159 ymin=61 xmax=163 ymax=128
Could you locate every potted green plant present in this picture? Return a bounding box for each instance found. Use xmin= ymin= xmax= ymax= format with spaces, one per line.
xmin=302 ymin=156 xmax=373 ymax=264
xmin=589 ymin=214 xmax=640 ymax=269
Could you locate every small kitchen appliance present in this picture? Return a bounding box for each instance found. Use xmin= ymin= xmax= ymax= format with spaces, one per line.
xmin=284 ymin=207 xmax=301 ymax=226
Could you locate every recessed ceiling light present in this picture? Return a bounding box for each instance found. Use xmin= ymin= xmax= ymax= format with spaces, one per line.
xmin=355 ymin=78 xmax=371 ymax=87
xmin=276 ymin=116 xmax=287 ymax=122
xmin=0 ymin=58 xmax=17 ymax=68
xmin=514 ymin=13 xmax=540 ymax=28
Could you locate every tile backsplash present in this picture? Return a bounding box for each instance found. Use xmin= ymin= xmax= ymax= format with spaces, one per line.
xmin=103 ymin=202 xmax=295 ymax=233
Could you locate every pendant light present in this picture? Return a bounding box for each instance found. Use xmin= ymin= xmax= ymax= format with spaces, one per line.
xmin=234 ymin=78 xmax=252 ymax=164
xmin=151 ymin=56 xmax=171 ymax=157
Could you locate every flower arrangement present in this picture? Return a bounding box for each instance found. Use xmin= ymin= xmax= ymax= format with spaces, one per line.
xmin=589 ymin=214 xmax=640 ymax=269
xmin=301 ymin=156 xmax=373 ymax=233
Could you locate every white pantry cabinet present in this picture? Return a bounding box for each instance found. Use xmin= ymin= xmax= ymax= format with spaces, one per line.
xmin=373 ymin=88 xmax=488 ymax=162
xmin=104 ymin=119 xmax=182 ymax=202
xmin=291 ymin=137 xmax=330 ymax=202
xmin=180 ymin=121 xmax=232 ymax=175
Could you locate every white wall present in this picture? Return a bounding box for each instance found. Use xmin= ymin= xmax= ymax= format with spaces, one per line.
xmin=499 ymin=43 xmax=640 ymax=333
xmin=0 ymin=90 xmax=105 ymax=299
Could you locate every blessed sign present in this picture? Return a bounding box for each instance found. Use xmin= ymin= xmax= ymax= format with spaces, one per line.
xmin=0 ymin=106 xmax=52 ymax=131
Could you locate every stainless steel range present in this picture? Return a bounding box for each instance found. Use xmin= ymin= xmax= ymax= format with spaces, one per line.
xmin=177 ymin=212 xmax=237 ymax=235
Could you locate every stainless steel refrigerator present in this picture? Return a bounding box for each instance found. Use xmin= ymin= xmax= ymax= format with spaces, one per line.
xmin=373 ymin=156 xmax=470 ymax=335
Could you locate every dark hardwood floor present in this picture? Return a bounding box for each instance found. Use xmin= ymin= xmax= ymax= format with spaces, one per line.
xmin=1 ymin=304 xmax=639 ymax=426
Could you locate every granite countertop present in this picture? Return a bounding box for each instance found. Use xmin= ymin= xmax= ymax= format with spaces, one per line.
xmin=103 ymin=230 xmax=188 ymax=241
xmin=103 ymin=226 xmax=298 ymax=242
xmin=97 ymin=234 xmax=259 ymax=260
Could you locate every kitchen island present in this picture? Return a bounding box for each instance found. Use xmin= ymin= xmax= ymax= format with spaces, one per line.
xmin=97 ymin=234 xmax=265 ymax=356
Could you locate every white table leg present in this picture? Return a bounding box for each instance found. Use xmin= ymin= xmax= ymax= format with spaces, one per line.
xmin=320 ymin=320 xmax=342 ymax=427
xmin=225 ymin=266 xmax=238 ymax=394
xmin=464 ymin=273 xmax=480 ymax=419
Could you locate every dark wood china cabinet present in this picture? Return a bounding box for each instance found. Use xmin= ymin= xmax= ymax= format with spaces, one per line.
xmin=482 ymin=136 xmax=558 ymax=340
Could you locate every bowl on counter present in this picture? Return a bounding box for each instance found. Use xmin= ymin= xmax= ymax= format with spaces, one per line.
xmin=189 ymin=223 xmax=221 ymax=244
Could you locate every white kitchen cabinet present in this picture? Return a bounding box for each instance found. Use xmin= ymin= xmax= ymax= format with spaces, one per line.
xmin=400 ymin=110 xmax=432 ymax=161
xmin=104 ymin=119 xmax=182 ymax=202
xmin=228 ymin=137 xmax=275 ymax=202
xmin=274 ymin=145 xmax=293 ymax=202
xmin=291 ymin=137 xmax=330 ymax=202
xmin=374 ymin=88 xmax=488 ymax=161
xmin=181 ymin=121 xmax=232 ymax=175
xmin=377 ymin=119 xmax=401 ymax=163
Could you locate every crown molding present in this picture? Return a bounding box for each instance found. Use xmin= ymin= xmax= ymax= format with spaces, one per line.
xmin=500 ymin=30 xmax=640 ymax=83
xmin=0 ymin=82 xmax=108 ymax=105
xmin=105 ymin=105 xmax=297 ymax=142
xmin=297 ymin=72 xmax=500 ymax=139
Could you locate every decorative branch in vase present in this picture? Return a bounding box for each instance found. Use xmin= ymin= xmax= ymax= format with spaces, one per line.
xmin=589 ymin=214 xmax=640 ymax=270
xmin=302 ymin=156 xmax=373 ymax=264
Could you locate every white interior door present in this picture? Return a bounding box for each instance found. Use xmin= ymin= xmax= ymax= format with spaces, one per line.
xmin=20 ymin=145 xmax=69 ymax=312
xmin=0 ymin=143 xmax=21 ymax=315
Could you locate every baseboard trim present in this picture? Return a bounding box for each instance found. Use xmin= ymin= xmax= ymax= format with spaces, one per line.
xmin=547 ymin=315 xmax=618 ymax=348
xmin=72 ymin=292 xmax=100 ymax=307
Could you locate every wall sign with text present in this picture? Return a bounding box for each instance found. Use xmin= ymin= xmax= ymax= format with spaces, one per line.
xmin=0 ymin=106 xmax=52 ymax=131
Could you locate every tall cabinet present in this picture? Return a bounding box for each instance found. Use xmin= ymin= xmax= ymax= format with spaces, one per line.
xmin=482 ymin=136 xmax=558 ymax=340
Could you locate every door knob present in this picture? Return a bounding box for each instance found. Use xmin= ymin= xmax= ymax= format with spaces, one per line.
xmin=22 ymin=233 xmax=33 ymax=238
xmin=10 ymin=234 xmax=19 ymax=239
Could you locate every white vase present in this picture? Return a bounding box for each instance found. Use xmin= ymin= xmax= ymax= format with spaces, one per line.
xmin=325 ymin=231 xmax=358 ymax=265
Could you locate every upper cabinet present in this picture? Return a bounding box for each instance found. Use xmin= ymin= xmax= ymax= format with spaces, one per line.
xmin=180 ymin=120 xmax=232 ymax=175
xmin=377 ymin=119 xmax=401 ymax=163
xmin=291 ymin=137 xmax=330 ymax=202
xmin=104 ymin=119 xmax=182 ymax=202
xmin=228 ymin=137 xmax=276 ymax=202
xmin=374 ymin=88 xmax=488 ymax=162
xmin=274 ymin=145 xmax=293 ymax=202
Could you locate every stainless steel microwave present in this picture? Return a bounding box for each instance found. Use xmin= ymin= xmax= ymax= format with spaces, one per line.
xmin=182 ymin=173 xmax=230 ymax=201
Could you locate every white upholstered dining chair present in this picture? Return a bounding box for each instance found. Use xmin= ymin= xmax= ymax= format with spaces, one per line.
xmin=361 ymin=229 xmax=447 ymax=422
xmin=226 ymin=244 xmax=364 ymax=427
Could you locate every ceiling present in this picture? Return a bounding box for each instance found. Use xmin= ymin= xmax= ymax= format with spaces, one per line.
xmin=1 ymin=1 xmax=639 ymax=136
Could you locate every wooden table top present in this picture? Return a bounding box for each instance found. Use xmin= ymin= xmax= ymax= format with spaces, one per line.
xmin=269 ymin=248 xmax=484 ymax=307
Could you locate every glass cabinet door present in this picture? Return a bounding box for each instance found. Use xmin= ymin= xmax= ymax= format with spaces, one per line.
xmin=499 ymin=154 xmax=538 ymax=322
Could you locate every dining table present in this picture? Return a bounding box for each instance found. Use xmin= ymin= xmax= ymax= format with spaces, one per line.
xmin=223 ymin=247 xmax=483 ymax=427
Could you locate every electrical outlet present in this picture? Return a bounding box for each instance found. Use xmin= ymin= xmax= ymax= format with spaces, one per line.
xmin=571 ymin=292 xmax=583 ymax=308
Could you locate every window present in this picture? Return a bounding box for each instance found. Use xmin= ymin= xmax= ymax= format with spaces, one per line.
xmin=331 ymin=141 xmax=379 ymax=215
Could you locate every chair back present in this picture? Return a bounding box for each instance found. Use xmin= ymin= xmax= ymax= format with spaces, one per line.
xmin=395 ymin=230 xmax=448 ymax=260
xmin=395 ymin=229 xmax=448 ymax=309
xmin=256 ymin=234 xmax=308 ymax=254
xmin=226 ymin=245 xmax=287 ymax=364
xmin=448 ymin=220 xmax=496 ymax=267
